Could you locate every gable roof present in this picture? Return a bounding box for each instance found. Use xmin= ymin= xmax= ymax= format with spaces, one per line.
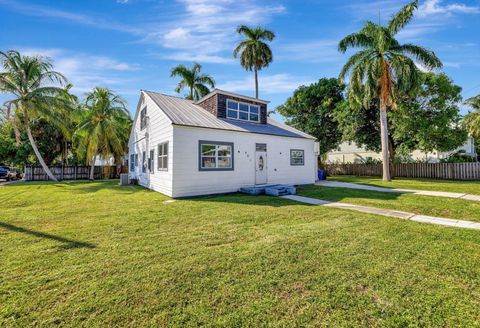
xmin=195 ymin=88 xmax=270 ymax=105
xmin=142 ymin=90 xmax=315 ymax=140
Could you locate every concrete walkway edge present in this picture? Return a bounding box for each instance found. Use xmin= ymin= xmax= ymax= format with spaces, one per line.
xmin=281 ymin=194 xmax=480 ymax=230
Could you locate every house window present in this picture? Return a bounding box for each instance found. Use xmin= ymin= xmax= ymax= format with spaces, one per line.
xmin=157 ymin=142 xmax=168 ymax=171
xmin=130 ymin=154 xmax=135 ymax=171
xmin=199 ymin=141 xmax=234 ymax=171
xmin=135 ymin=154 xmax=138 ymax=167
xmin=148 ymin=149 xmax=155 ymax=174
xmin=226 ymin=99 xmax=260 ymax=122
xmin=140 ymin=107 xmax=147 ymax=130
xmin=142 ymin=151 xmax=146 ymax=173
xmin=290 ymin=149 xmax=305 ymax=166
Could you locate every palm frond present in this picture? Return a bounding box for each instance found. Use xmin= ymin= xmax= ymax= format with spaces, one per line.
xmin=388 ymin=0 xmax=419 ymax=35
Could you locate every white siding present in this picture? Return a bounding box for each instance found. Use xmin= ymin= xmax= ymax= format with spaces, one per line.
xmin=128 ymin=93 xmax=174 ymax=196
xmin=171 ymin=125 xmax=316 ymax=198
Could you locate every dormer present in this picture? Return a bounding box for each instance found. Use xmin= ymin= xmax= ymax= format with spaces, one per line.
xmin=196 ymin=89 xmax=269 ymax=124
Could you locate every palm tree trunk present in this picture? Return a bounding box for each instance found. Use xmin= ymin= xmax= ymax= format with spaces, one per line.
xmin=254 ymin=68 xmax=259 ymax=99
xmin=379 ymin=102 xmax=391 ymax=182
xmin=13 ymin=121 xmax=21 ymax=146
xmin=25 ymin=121 xmax=58 ymax=182
xmin=89 ymin=155 xmax=96 ymax=180
xmin=388 ymin=136 xmax=395 ymax=179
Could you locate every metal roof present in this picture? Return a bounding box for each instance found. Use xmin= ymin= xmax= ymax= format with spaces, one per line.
xmin=143 ymin=90 xmax=315 ymax=140
xmin=195 ymin=88 xmax=270 ymax=105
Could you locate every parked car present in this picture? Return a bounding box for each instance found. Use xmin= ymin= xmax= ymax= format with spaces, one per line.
xmin=0 ymin=166 xmax=22 ymax=181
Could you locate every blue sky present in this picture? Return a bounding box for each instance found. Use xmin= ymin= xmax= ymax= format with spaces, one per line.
xmin=1 ymin=0 xmax=479 ymax=120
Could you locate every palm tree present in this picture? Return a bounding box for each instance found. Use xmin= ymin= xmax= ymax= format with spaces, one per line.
xmin=338 ymin=0 xmax=442 ymax=181
xmin=233 ymin=25 xmax=275 ymax=99
xmin=464 ymin=95 xmax=480 ymax=138
xmin=75 ymin=87 xmax=131 ymax=180
xmin=0 ymin=50 xmax=70 ymax=181
xmin=170 ymin=63 xmax=215 ymax=101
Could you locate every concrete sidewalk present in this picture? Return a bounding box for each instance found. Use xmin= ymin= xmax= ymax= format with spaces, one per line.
xmin=281 ymin=194 xmax=480 ymax=230
xmin=316 ymin=181 xmax=480 ymax=202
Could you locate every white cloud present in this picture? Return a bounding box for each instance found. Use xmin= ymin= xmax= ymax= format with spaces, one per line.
xmin=418 ymin=0 xmax=480 ymax=17
xmin=218 ymin=74 xmax=313 ymax=95
xmin=277 ymin=40 xmax=341 ymax=63
xmin=0 ymin=0 xmax=140 ymax=34
xmin=145 ymin=0 xmax=285 ymax=63
xmin=16 ymin=48 xmax=140 ymax=94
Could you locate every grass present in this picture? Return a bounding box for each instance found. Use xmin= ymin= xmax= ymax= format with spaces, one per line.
xmin=297 ymin=185 xmax=480 ymax=222
xmin=1 ymin=180 xmax=480 ymax=327
xmin=329 ymin=175 xmax=480 ymax=195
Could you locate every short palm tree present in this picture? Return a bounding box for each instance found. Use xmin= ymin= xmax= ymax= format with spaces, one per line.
xmin=338 ymin=0 xmax=442 ymax=181
xmin=464 ymin=95 xmax=480 ymax=138
xmin=0 ymin=50 xmax=70 ymax=181
xmin=170 ymin=63 xmax=215 ymax=101
xmin=233 ymin=25 xmax=275 ymax=99
xmin=75 ymin=87 xmax=131 ymax=180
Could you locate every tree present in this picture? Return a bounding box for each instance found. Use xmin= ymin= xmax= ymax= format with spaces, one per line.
xmin=0 ymin=50 xmax=70 ymax=181
xmin=75 ymin=87 xmax=131 ymax=180
xmin=233 ymin=25 xmax=275 ymax=99
xmin=170 ymin=63 xmax=215 ymax=101
xmin=464 ymin=94 xmax=480 ymax=139
xmin=276 ymin=78 xmax=345 ymax=164
xmin=338 ymin=0 xmax=442 ymax=181
xmin=334 ymin=73 xmax=467 ymax=164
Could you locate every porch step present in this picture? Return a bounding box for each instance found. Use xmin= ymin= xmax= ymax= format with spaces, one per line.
xmin=239 ymin=184 xmax=296 ymax=197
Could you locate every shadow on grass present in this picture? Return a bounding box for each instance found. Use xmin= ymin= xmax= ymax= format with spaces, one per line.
xmin=187 ymin=192 xmax=312 ymax=207
xmin=296 ymin=185 xmax=403 ymax=203
xmin=0 ymin=222 xmax=96 ymax=249
xmin=12 ymin=180 xmax=144 ymax=195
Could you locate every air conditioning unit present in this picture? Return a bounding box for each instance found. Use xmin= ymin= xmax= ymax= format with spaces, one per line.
xmin=119 ymin=173 xmax=129 ymax=185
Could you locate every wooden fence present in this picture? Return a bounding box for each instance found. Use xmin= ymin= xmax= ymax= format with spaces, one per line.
xmin=325 ymin=162 xmax=480 ymax=181
xmin=24 ymin=165 xmax=128 ymax=181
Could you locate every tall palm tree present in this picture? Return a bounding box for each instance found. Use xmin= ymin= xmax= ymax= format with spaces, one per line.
xmin=338 ymin=0 xmax=442 ymax=181
xmin=75 ymin=87 xmax=131 ymax=180
xmin=0 ymin=50 xmax=70 ymax=181
xmin=464 ymin=95 xmax=480 ymax=138
xmin=170 ymin=63 xmax=215 ymax=101
xmin=233 ymin=25 xmax=275 ymax=99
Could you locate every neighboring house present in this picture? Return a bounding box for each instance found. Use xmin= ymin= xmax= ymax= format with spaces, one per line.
xmin=128 ymin=89 xmax=317 ymax=198
xmin=327 ymin=138 xmax=477 ymax=164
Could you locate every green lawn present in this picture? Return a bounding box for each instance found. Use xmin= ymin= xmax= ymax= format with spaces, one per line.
xmin=297 ymin=185 xmax=480 ymax=222
xmin=329 ymin=175 xmax=480 ymax=195
xmin=2 ymin=181 xmax=480 ymax=327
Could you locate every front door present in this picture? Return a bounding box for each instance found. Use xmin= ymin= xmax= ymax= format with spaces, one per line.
xmin=255 ymin=143 xmax=267 ymax=185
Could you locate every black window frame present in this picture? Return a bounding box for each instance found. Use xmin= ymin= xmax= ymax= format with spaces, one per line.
xmin=290 ymin=149 xmax=305 ymax=166
xmin=140 ymin=107 xmax=147 ymax=130
xmin=157 ymin=142 xmax=169 ymax=171
xmin=130 ymin=154 xmax=135 ymax=172
xmin=198 ymin=140 xmax=234 ymax=171
xmin=148 ymin=149 xmax=155 ymax=174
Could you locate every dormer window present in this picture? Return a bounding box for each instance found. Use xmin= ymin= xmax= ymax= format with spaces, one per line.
xmin=226 ymin=99 xmax=260 ymax=122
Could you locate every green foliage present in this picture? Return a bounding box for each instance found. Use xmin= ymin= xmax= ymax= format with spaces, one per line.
xmin=170 ymin=63 xmax=215 ymax=101
xmin=75 ymin=87 xmax=132 ymax=166
xmin=439 ymin=153 xmax=476 ymax=163
xmin=233 ymin=25 xmax=275 ymax=72
xmin=464 ymin=95 xmax=480 ymax=139
xmin=276 ymin=78 xmax=345 ymax=159
xmin=392 ymin=73 xmax=467 ymax=154
xmin=335 ymin=73 xmax=468 ymax=159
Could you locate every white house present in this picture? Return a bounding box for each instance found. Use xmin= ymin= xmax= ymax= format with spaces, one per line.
xmin=128 ymin=89 xmax=317 ymax=198
xmin=327 ymin=138 xmax=477 ymax=164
